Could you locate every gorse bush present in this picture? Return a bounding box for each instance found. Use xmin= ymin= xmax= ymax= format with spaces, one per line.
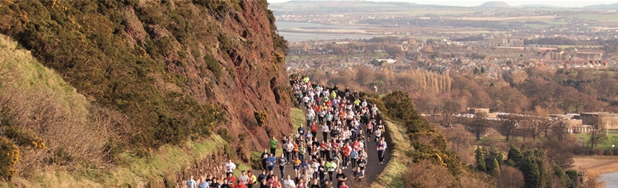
xmin=254 ymin=110 xmax=268 ymax=127
xmin=0 ymin=137 xmax=19 ymax=181
xmin=0 ymin=0 xmax=264 ymax=149
xmin=3 ymin=127 xmax=47 ymax=150
xmin=382 ymin=91 xmax=468 ymax=181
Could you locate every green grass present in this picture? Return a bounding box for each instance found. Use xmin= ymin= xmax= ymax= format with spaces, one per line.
xmin=524 ymin=24 xmax=553 ymax=29
xmin=575 ymin=131 xmax=618 ymax=150
xmin=291 ymin=108 xmax=305 ymax=130
xmin=0 ymin=35 xmax=90 ymax=110
xmin=371 ymin=120 xmax=414 ymax=188
xmin=571 ymin=13 xmax=618 ymax=22
xmin=555 ymin=45 xmax=603 ymax=49
xmin=12 ymin=135 xmax=228 ymax=187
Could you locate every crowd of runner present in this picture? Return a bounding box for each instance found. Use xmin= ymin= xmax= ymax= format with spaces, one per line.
xmin=186 ymin=75 xmax=388 ymax=188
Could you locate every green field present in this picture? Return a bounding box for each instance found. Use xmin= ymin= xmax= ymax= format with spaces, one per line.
xmin=576 ymin=130 xmax=618 ymax=150
xmin=571 ymin=13 xmax=618 ymax=22
xmin=555 ymin=45 xmax=603 ymax=49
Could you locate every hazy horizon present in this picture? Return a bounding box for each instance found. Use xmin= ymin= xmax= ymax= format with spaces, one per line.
xmin=267 ymin=0 xmax=618 ymax=8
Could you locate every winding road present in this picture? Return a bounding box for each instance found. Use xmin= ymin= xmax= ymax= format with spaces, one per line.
xmin=253 ymin=85 xmax=391 ymax=187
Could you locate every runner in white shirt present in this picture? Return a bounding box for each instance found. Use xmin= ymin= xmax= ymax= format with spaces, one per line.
xmin=321 ymin=123 xmax=330 ymax=140
xmin=283 ymin=175 xmax=296 ymax=188
xmin=224 ymin=159 xmax=236 ymax=174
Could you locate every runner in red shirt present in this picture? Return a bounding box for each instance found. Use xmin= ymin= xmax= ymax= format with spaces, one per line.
xmin=340 ymin=143 xmax=352 ymax=169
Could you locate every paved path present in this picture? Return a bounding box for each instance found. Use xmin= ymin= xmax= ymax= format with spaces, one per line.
xmin=253 ymin=108 xmax=391 ymax=187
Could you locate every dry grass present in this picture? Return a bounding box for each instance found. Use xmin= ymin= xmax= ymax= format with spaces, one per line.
xmin=0 ymin=34 xmax=240 ymax=187
xmin=573 ymin=156 xmax=618 ymax=175
xmin=0 ymin=34 xmax=120 ymax=171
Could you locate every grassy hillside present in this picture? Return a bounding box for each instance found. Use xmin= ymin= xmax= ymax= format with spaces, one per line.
xmin=0 ymin=33 xmax=114 ymax=179
xmin=0 ymin=33 xmax=246 ymax=187
xmin=0 ymin=0 xmax=290 ymax=186
xmin=0 ymin=0 xmax=289 ymax=151
xmin=365 ymin=92 xmax=495 ymax=187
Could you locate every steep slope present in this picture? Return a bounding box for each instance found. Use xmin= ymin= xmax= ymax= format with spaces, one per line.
xmin=0 ymin=34 xmax=119 ymax=181
xmin=367 ymin=91 xmax=494 ymax=187
xmin=0 ymin=0 xmax=291 ymax=153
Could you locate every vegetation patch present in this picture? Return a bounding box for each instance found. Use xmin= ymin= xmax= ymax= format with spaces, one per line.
xmin=3 ymin=127 xmax=47 ymax=150
xmin=204 ymin=54 xmax=222 ymax=80
xmin=0 ymin=137 xmax=19 ymax=181
xmin=254 ymin=110 xmax=268 ymax=127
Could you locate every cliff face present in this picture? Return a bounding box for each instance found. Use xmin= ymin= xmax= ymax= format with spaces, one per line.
xmin=0 ymin=0 xmax=290 ymax=150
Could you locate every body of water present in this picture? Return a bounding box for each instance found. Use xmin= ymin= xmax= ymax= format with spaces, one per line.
xmin=603 ymin=171 xmax=618 ymax=188
xmin=278 ymin=31 xmax=381 ymax=42
xmin=275 ymin=21 xmax=384 ymax=42
xmin=276 ymin=21 xmax=367 ymax=30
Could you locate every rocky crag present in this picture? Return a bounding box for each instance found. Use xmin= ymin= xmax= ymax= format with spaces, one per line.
xmin=0 ymin=0 xmax=290 ymax=160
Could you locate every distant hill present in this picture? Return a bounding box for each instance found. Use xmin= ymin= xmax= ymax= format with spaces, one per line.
xmin=584 ymin=3 xmax=618 ymax=9
xmin=478 ymin=1 xmax=511 ymax=8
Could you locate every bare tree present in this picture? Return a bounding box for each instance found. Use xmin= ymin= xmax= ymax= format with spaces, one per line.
xmin=551 ymin=120 xmax=570 ymax=142
xmin=471 ymin=113 xmax=488 ymax=141
xmin=589 ymin=116 xmax=607 ymax=150
xmin=519 ymin=116 xmax=543 ymax=141
xmin=501 ymin=117 xmax=518 ymax=142
xmin=539 ymin=118 xmax=556 ymax=140
xmin=442 ymin=101 xmax=461 ymax=128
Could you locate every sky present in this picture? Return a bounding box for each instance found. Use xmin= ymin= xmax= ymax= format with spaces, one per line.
xmin=266 ymin=0 xmax=618 ymax=8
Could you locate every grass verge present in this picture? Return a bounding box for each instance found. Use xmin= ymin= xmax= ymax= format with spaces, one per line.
xmin=290 ymin=108 xmax=305 ymax=137
xmin=8 ymin=135 xmax=228 ymax=187
xmin=370 ymin=120 xmax=414 ymax=188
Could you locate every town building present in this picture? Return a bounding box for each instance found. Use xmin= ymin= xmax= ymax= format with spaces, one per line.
xmin=580 ymin=112 xmax=618 ymax=129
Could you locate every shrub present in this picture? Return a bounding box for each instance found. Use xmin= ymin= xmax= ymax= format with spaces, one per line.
xmin=250 ymin=151 xmax=262 ymax=169
xmin=3 ymin=127 xmax=47 ymax=150
xmin=606 ymin=150 xmax=614 ymax=156
xmin=204 ymin=54 xmax=222 ymax=79
xmin=217 ymin=129 xmax=234 ymax=143
xmin=272 ymin=52 xmax=285 ymax=72
xmin=403 ymin=160 xmax=455 ymax=188
xmin=0 ymin=137 xmax=19 ymax=181
xmin=218 ymin=33 xmax=231 ymax=53
xmin=102 ymin=138 xmax=126 ymax=165
xmin=164 ymin=172 xmax=177 ymax=188
xmin=254 ymin=111 xmax=268 ymax=127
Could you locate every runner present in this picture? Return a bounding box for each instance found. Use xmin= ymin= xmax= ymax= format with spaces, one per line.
xmin=198 ymin=177 xmax=209 ymax=188
xmin=377 ymin=137 xmax=387 ymax=164
xmin=278 ymin=153 xmax=288 ymax=179
xmin=322 ymin=123 xmax=330 ymax=141
xmin=270 ymin=136 xmax=278 ymax=155
xmin=283 ymin=175 xmax=296 ymax=188
xmin=293 ymin=156 xmax=302 ymax=175
xmin=248 ymin=171 xmax=257 ymax=188
xmin=326 ymin=159 xmax=337 ymax=182
xmin=239 ymin=170 xmax=250 ymax=186
xmin=335 ymin=169 xmax=347 ymax=188
xmin=225 ymin=159 xmax=236 ymax=176
xmin=266 ymin=154 xmax=276 ymax=173
xmin=187 ymin=175 xmax=197 ymax=188
xmin=284 ymin=140 xmax=294 ymax=163
xmin=349 ymin=148 xmax=358 ymax=169
xmin=261 ymin=149 xmax=269 ymax=170
xmin=354 ymin=167 xmax=364 ymax=182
